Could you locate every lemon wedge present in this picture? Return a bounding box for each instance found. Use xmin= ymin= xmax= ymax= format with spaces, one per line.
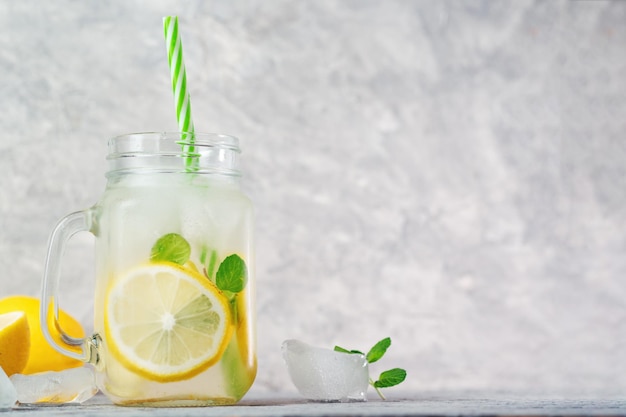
xmin=0 ymin=296 xmax=84 ymax=374
xmin=0 ymin=311 xmax=30 ymax=375
xmin=104 ymin=262 xmax=233 ymax=382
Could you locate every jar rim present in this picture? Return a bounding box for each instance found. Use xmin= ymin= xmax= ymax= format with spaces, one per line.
xmin=106 ymin=131 xmax=242 ymax=177
xmin=108 ymin=131 xmax=240 ymax=152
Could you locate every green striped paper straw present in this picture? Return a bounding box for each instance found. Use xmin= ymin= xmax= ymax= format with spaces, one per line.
xmin=163 ymin=16 xmax=196 ymax=170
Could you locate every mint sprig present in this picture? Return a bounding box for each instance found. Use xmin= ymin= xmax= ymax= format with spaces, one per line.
xmin=334 ymin=337 xmax=406 ymax=400
xmin=150 ymin=235 xmax=249 ymax=298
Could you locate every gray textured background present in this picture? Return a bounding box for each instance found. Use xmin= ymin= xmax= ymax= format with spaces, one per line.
xmin=1 ymin=0 xmax=625 ymax=397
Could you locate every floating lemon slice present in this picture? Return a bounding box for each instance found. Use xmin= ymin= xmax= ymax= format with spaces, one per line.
xmin=104 ymin=262 xmax=232 ymax=382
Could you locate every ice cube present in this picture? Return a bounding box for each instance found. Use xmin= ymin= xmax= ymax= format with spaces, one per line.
xmin=0 ymin=366 xmax=17 ymax=409
xmin=282 ymin=339 xmax=369 ymax=402
xmin=10 ymin=367 xmax=97 ymax=404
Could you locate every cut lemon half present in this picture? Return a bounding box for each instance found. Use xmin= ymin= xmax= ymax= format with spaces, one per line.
xmin=0 ymin=295 xmax=84 ymax=374
xmin=0 ymin=311 xmax=30 ymax=375
xmin=104 ymin=262 xmax=233 ymax=382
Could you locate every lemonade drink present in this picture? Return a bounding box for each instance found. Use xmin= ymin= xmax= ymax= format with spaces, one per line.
xmin=41 ymin=133 xmax=256 ymax=406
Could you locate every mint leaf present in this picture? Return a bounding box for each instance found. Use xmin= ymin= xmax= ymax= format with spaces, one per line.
xmin=334 ymin=346 xmax=364 ymax=355
xmin=373 ymin=368 xmax=407 ymax=388
xmin=216 ymin=254 xmax=247 ymax=293
xmin=366 ymin=337 xmax=391 ymax=363
xmin=334 ymin=346 xmax=351 ymax=354
xmin=150 ymin=233 xmax=191 ymax=265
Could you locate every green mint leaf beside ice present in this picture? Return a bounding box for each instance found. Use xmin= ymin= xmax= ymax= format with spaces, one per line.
xmin=216 ymin=254 xmax=247 ymax=293
xmin=334 ymin=337 xmax=406 ymax=400
xmin=366 ymin=337 xmax=391 ymax=363
xmin=373 ymin=368 xmax=407 ymax=388
xmin=150 ymin=233 xmax=191 ymax=265
xmin=334 ymin=346 xmax=365 ymax=355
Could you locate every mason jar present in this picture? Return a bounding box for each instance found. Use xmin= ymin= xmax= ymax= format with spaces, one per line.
xmin=41 ymin=132 xmax=256 ymax=406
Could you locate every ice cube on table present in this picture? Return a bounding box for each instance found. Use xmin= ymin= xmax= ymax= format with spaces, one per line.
xmin=282 ymin=339 xmax=369 ymax=402
xmin=0 ymin=366 xmax=17 ymax=409
xmin=10 ymin=367 xmax=97 ymax=405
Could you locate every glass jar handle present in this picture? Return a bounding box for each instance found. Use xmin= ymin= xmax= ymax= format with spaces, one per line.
xmin=40 ymin=210 xmax=95 ymax=363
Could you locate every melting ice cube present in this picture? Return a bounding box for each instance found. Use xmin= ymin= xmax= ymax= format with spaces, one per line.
xmin=10 ymin=367 xmax=97 ymax=405
xmin=282 ymin=339 xmax=369 ymax=402
xmin=0 ymin=366 xmax=17 ymax=409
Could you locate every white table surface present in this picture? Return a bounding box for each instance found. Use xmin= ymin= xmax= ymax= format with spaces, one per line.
xmin=4 ymin=392 xmax=626 ymax=417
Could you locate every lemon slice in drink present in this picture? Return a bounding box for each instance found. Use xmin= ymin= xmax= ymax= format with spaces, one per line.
xmin=104 ymin=262 xmax=233 ymax=382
